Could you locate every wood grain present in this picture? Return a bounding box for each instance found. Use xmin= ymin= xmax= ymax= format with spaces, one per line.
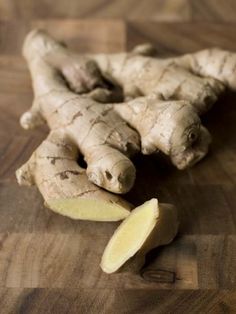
xmin=1 ymin=0 xmax=236 ymax=22
xmin=126 ymin=22 xmax=236 ymax=55
xmin=0 ymin=231 xmax=235 ymax=289
xmin=0 ymin=0 xmax=190 ymax=21
xmin=189 ymin=0 xmax=236 ymax=22
xmin=0 ymin=17 xmax=236 ymax=312
xmin=0 ymin=288 xmax=235 ymax=314
xmin=0 ymin=20 xmax=126 ymax=55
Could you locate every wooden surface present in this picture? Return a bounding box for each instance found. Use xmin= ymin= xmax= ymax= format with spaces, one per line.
xmin=1 ymin=0 xmax=236 ymax=22
xmin=1 ymin=5 xmax=236 ymax=314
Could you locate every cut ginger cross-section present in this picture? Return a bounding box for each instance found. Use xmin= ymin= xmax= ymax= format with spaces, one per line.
xmin=101 ymin=198 xmax=179 ymax=274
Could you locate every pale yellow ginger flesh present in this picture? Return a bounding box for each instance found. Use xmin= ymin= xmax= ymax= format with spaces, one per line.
xmin=101 ymin=199 xmax=158 ymax=272
xmin=101 ymin=199 xmax=179 ymax=274
xmin=46 ymin=198 xmax=130 ymax=221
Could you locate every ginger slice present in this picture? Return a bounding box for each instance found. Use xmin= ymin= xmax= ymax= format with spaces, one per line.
xmin=46 ymin=198 xmax=130 ymax=221
xmin=101 ymin=198 xmax=179 ymax=274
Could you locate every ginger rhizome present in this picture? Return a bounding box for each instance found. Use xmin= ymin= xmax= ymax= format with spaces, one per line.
xmin=101 ymin=199 xmax=179 ymax=274
xmin=38 ymin=31 xmax=235 ymax=171
xmin=16 ymin=29 xmax=235 ymax=216
xmin=18 ymin=29 xmax=230 ymax=198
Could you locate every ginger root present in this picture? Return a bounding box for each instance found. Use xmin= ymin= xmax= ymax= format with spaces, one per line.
xmin=17 ymin=29 xmax=235 ymax=211
xmin=41 ymin=32 xmax=234 ymax=170
xmin=19 ymin=30 xmax=210 ymax=195
xmin=17 ymin=29 xmax=234 ymax=206
xmin=101 ymin=198 xmax=179 ymax=274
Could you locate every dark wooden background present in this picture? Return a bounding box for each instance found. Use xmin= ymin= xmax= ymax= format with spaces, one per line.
xmin=0 ymin=0 xmax=236 ymax=313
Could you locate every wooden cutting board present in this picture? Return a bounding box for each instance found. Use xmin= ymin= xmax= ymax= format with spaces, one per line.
xmin=0 ymin=18 xmax=236 ymax=313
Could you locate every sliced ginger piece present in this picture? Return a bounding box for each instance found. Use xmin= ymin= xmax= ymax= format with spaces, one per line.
xmin=46 ymin=198 xmax=130 ymax=221
xmin=101 ymin=198 xmax=179 ymax=274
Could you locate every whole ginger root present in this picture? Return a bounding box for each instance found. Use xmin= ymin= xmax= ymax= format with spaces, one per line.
xmin=17 ymin=29 xmax=231 ymax=197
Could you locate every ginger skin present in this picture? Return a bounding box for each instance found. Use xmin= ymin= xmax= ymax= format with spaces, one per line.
xmin=42 ymin=32 xmax=234 ymax=170
xmin=89 ymin=46 xmax=226 ymax=115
